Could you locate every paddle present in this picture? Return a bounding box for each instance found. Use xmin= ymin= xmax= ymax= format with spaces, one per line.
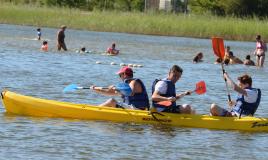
xmin=63 ymin=82 xmax=132 ymax=96
xmin=156 ymin=81 xmax=206 ymax=107
xmin=212 ymin=37 xmax=231 ymax=102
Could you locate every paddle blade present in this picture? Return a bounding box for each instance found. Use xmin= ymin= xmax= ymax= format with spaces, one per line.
xmin=212 ymin=37 xmax=225 ymax=59
xmin=63 ymin=84 xmax=79 ymax=92
xmin=195 ymin=81 xmax=206 ymax=95
xmin=156 ymin=101 xmax=172 ymax=107
xmin=116 ymin=83 xmax=132 ymax=96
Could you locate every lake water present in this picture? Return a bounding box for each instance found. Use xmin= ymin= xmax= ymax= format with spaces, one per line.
xmin=0 ymin=24 xmax=268 ymax=159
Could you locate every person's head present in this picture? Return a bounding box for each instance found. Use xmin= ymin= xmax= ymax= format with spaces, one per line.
xmin=216 ymin=57 xmax=222 ymax=63
xmin=61 ymin=25 xmax=67 ymax=30
xmin=37 ymin=28 xmax=41 ymax=31
xmin=81 ymin=47 xmax=86 ymax=52
xmin=197 ymin=52 xmax=203 ymax=59
xmin=246 ymin=54 xmax=251 ymax=60
xmin=238 ymin=74 xmax=252 ymax=88
xmin=112 ymin=43 xmax=116 ymax=48
xmin=256 ymin=35 xmax=261 ymax=41
xmin=43 ymin=41 xmax=48 ymax=45
xmin=228 ymin=51 xmax=234 ymax=57
xmin=168 ymin=65 xmax=183 ymax=83
xmin=226 ymin=46 xmax=230 ymax=52
xmin=117 ymin=66 xmax=133 ymax=80
xmin=224 ymin=58 xmax=230 ymax=65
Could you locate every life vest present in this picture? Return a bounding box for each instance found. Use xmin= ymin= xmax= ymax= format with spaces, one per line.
xmin=232 ymin=88 xmax=261 ymax=116
xmin=122 ymin=78 xmax=150 ymax=110
xmin=152 ymin=79 xmax=176 ymax=110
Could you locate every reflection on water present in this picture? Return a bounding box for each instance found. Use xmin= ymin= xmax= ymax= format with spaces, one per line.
xmin=0 ymin=24 xmax=268 ymax=159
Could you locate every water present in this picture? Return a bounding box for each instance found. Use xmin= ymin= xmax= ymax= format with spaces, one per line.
xmin=0 ymin=24 xmax=268 ymax=159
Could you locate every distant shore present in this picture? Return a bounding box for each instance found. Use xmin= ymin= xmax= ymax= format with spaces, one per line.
xmin=0 ymin=3 xmax=267 ymax=41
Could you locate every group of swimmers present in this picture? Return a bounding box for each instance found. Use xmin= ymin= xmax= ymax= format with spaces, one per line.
xmin=38 ymin=25 xmax=120 ymax=55
xmin=192 ymin=35 xmax=266 ymax=67
xmin=89 ymin=65 xmax=261 ymax=118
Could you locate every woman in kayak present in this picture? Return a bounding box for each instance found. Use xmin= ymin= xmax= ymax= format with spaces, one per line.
xmin=90 ymin=66 xmax=150 ymax=110
xmin=210 ymin=73 xmax=261 ymax=117
xmin=254 ymin=35 xmax=266 ymax=67
xmin=151 ymin=65 xmax=195 ymax=114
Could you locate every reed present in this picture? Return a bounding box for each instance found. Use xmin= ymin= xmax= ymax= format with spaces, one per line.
xmin=1 ymin=3 xmax=268 ymax=41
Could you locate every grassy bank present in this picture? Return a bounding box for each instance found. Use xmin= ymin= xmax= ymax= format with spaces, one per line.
xmin=0 ymin=3 xmax=267 ymax=41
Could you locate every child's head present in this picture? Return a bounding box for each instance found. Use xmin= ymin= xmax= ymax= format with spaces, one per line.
xmin=246 ymin=55 xmax=251 ymax=60
xmin=43 ymin=41 xmax=48 ymax=45
xmin=37 ymin=28 xmax=41 ymax=31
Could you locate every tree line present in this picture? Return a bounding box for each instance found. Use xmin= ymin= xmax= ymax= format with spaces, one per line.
xmin=2 ymin=0 xmax=268 ymax=17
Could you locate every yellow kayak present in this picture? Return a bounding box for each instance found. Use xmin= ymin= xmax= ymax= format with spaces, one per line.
xmin=1 ymin=90 xmax=268 ymax=132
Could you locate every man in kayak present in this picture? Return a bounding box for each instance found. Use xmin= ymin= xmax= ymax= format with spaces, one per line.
xmin=90 ymin=66 xmax=150 ymax=110
xmin=210 ymin=73 xmax=261 ymax=117
xmin=151 ymin=65 xmax=195 ymax=114
xmin=57 ymin=25 xmax=67 ymax=51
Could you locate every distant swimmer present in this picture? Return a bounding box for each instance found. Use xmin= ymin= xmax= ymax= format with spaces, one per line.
xmin=57 ymin=25 xmax=67 ymax=51
xmin=243 ymin=55 xmax=255 ymax=66
xmin=77 ymin=47 xmax=90 ymax=53
xmin=41 ymin=40 xmax=48 ymax=52
xmin=106 ymin=43 xmax=119 ymax=55
xmin=193 ymin=52 xmax=203 ymax=63
xmin=37 ymin=28 xmax=41 ymax=40
xmin=254 ymin=35 xmax=266 ymax=67
xmin=228 ymin=51 xmax=243 ymax=64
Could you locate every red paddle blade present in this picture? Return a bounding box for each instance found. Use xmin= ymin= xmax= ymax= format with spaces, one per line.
xmin=212 ymin=37 xmax=225 ymax=59
xmin=195 ymin=81 xmax=206 ymax=95
xmin=156 ymin=101 xmax=172 ymax=107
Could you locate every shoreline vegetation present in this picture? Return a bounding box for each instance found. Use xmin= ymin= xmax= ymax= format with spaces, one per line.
xmin=0 ymin=3 xmax=268 ymax=42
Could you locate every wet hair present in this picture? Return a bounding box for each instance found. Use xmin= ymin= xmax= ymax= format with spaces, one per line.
xmin=238 ymin=74 xmax=252 ymax=87
xmin=37 ymin=28 xmax=41 ymax=31
xmin=229 ymin=51 xmax=234 ymax=57
xmin=43 ymin=41 xmax=47 ymax=45
xmin=246 ymin=55 xmax=251 ymax=60
xmin=256 ymin=35 xmax=261 ymax=40
xmin=170 ymin=65 xmax=183 ymax=74
xmin=224 ymin=58 xmax=230 ymax=65
xmin=216 ymin=57 xmax=222 ymax=63
xmin=81 ymin=47 xmax=86 ymax=52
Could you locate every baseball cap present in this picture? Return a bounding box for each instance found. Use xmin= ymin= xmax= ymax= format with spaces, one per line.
xmin=116 ymin=66 xmax=133 ymax=75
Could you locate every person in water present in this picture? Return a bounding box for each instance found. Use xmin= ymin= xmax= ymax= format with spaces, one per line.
xmin=210 ymin=73 xmax=261 ymax=117
xmin=106 ymin=43 xmax=119 ymax=55
xmin=228 ymin=51 xmax=243 ymax=64
xmin=57 ymin=25 xmax=67 ymax=51
xmin=243 ymin=55 xmax=255 ymax=66
xmin=90 ymin=66 xmax=150 ymax=110
xmin=254 ymin=35 xmax=266 ymax=67
xmin=41 ymin=41 xmax=48 ymax=52
xmin=37 ymin=28 xmax=41 ymax=40
xmin=151 ymin=65 xmax=195 ymax=114
xmin=193 ymin=52 xmax=203 ymax=63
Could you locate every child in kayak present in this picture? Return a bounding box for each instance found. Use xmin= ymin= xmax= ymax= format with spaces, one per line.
xmin=210 ymin=73 xmax=261 ymax=117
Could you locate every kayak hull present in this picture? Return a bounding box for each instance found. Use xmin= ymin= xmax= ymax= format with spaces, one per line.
xmin=2 ymin=90 xmax=268 ymax=132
